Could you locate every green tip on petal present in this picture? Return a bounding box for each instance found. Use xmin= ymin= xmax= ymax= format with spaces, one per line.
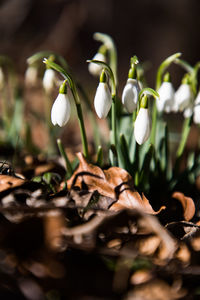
xmin=98 ymin=44 xmax=107 ymax=55
xmin=140 ymin=94 xmax=148 ymax=108
xmin=100 ymin=69 xmax=107 ymax=83
xmin=182 ymin=73 xmax=190 ymax=85
xmin=163 ymin=72 xmax=171 ymax=82
xmin=128 ymin=67 xmax=137 ymax=79
xmin=59 ymin=80 xmax=67 ymax=94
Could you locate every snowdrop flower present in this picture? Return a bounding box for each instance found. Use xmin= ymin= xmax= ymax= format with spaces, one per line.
xmin=25 ymin=66 xmax=37 ymax=87
xmin=193 ymin=91 xmax=200 ymax=124
xmin=174 ymin=75 xmax=193 ymax=112
xmin=51 ymin=80 xmax=71 ymax=127
xmin=122 ymin=66 xmax=140 ymax=113
xmin=43 ymin=68 xmax=56 ymax=93
xmin=157 ymin=73 xmax=174 ymax=113
xmin=134 ymin=95 xmax=151 ymax=145
xmin=94 ymin=69 xmax=112 ymax=119
xmin=88 ymin=45 xmax=107 ymax=76
xmin=122 ymin=78 xmax=140 ymax=113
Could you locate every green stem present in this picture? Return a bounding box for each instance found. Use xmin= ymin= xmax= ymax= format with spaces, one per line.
xmin=57 ymin=139 xmax=73 ymax=177
xmin=111 ymin=95 xmax=117 ymax=147
xmin=43 ymin=59 xmax=89 ymax=159
xmin=150 ymin=102 xmax=157 ymax=145
xmin=93 ymin=32 xmax=118 ymax=83
xmin=176 ymin=116 xmax=192 ymax=159
xmin=110 ymin=95 xmax=118 ymax=166
xmin=77 ymin=83 xmax=101 ymax=150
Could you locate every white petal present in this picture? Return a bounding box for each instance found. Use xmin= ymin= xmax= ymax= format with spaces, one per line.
xmin=94 ymin=82 xmax=112 ymax=119
xmin=134 ymin=108 xmax=151 ymax=145
xmin=43 ymin=69 xmax=55 ymax=92
xmin=194 ymin=91 xmax=200 ymax=105
xmin=183 ymin=103 xmax=193 ymax=118
xmin=51 ymin=94 xmax=71 ymax=127
xmin=122 ymin=79 xmax=140 ymax=113
xmin=25 ymin=66 xmax=37 ymax=86
xmin=193 ymin=103 xmax=200 ymax=124
xmin=88 ymin=53 xmax=106 ymax=76
xmin=157 ymin=82 xmax=175 ymax=113
xmin=174 ymin=84 xmax=193 ymax=112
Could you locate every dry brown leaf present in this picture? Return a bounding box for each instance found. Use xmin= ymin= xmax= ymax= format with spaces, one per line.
xmin=172 ymin=192 xmax=195 ymax=221
xmin=0 ymin=175 xmax=25 ymax=192
xmin=130 ymin=270 xmax=153 ymax=285
xmin=67 ymin=153 xmax=165 ymax=214
xmin=124 ymin=279 xmax=186 ymax=300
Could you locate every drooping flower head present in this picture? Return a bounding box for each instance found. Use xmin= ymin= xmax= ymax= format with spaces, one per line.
xmin=157 ymin=72 xmax=175 ymax=113
xmin=94 ymin=69 xmax=112 ymax=119
xmin=134 ymin=94 xmax=151 ymax=145
xmin=25 ymin=65 xmax=38 ymax=87
xmin=51 ymin=80 xmax=71 ymax=127
xmin=43 ymin=55 xmax=56 ymax=93
xmin=88 ymin=45 xmax=107 ymax=76
xmin=122 ymin=65 xmax=140 ymax=113
xmin=173 ymin=74 xmax=193 ymax=112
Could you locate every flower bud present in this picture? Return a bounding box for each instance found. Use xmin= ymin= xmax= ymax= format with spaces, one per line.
xmin=88 ymin=53 xmax=106 ymax=76
xmin=134 ymin=107 xmax=151 ymax=145
xmin=94 ymin=70 xmax=112 ymax=119
xmin=51 ymin=81 xmax=71 ymax=127
xmin=43 ymin=68 xmax=55 ymax=93
xmin=122 ymin=78 xmax=140 ymax=113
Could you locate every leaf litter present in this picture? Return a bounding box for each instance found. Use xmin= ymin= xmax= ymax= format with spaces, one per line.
xmin=0 ymin=153 xmax=199 ymax=299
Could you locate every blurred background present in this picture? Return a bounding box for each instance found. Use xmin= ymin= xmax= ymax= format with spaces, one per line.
xmin=0 ymin=0 xmax=200 ymax=153
xmin=1 ymin=0 xmax=200 ymax=88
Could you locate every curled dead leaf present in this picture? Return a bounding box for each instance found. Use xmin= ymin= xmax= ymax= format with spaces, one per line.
xmin=67 ymin=153 xmax=165 ymax=214
xmin=172 ymin=192 xmax=195 ymax=221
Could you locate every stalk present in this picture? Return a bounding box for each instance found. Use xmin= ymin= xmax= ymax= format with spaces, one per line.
xmin=57 ymin=139 xmax=73 ymax=177
xmin=43 ymin=59 xmax=89 ymax=159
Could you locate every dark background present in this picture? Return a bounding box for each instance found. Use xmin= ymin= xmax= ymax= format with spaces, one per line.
xmin=0 ymin=0 xmax=200 ymax=93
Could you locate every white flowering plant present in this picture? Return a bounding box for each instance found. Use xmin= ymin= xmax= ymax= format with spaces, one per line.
xmin=0 ymin=32 xmax=199 ymax=206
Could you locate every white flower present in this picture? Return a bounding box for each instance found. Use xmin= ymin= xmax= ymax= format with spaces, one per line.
xmin=134 ymin=108 xmax=151 ymax=145
xmin=88 ymin=53 xmax=106 ymax=76
xmin=43 ymin=69 xmax=55 ymax=92
xmin=94 ymin=82 xmax=112 ymax=119
xmin=51 ymin=93 xmax=71 ymax=127
xmin=25 ymin=66 xmax=37 ymax=86
xmin=174 ymin=84 xmax=193 ymax=112
xmin=183 ymin=103 xmax=193 ymax=118
xmin=157 ymin=82 xmax=175 ymax=113
xmin=193 ymin=91 xmax=200 ymax=124
xmin=122 ymin=78 xmax=140 ymax=113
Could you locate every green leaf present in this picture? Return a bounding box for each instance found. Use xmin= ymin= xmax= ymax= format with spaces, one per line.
xmin=96 ymin=145 xmax=103 ymax=167
xmin=119 ymin=134 xmax=132 ymax=173
xmin=138 ymin=144 xmax=154 ymax=189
